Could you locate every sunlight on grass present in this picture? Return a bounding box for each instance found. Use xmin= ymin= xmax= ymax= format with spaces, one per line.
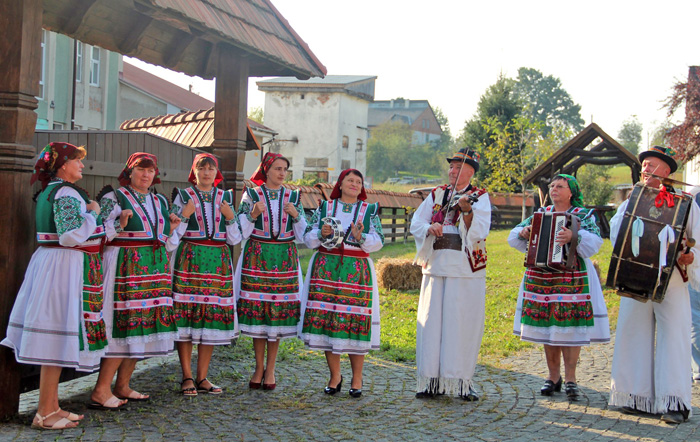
xmin=296 ymin=230 xmax=620 ymax=365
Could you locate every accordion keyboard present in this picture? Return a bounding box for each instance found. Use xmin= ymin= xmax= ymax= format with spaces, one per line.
xmin=551 ymin=215 xmax=566 ymax=263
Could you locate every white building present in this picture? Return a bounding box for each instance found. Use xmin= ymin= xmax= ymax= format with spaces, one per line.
xmin=257 ymin=75 xmax=376 ymax=183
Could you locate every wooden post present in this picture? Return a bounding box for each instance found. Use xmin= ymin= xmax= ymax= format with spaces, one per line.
xmin=391 ymin=208 xmax=397 ymax=243
xmin=0 ymin=0 xmax=43 ymax=418
xmin=211 ymin=44 xmax=248 ymax=264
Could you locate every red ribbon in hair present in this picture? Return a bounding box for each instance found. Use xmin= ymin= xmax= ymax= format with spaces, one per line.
xmin=655 ymin=187 xmax=675 ymax=208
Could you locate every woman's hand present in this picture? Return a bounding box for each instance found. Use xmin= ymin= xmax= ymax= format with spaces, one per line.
xmin=321 ymin=224 xmax=333 ymax=237
xmin=220 ymin=201 xmax=235 ymax=221
xmin=351 ymin=221 xmax=364 ymax=240
xmin=427 ymin=222 xmax=443 ymax=238
xmin=120 ymin=209 xmax=133 ymax=228
xmin=283 ymin=202 xmax=299 ymax=219
xmin=519 ymin=226 xmax=532 ymax=240
xmin=250 ymin=201 xmax=266 ymax=219
xmin=169 ymin=216 xmax=181 ymax=234
xmin=182 ymin=200 xmax=196 ymax=218
xmin=86 ymin=200 xmax=101 ymax=215
xmin=555 ymin=226 xmax=573 ymax=245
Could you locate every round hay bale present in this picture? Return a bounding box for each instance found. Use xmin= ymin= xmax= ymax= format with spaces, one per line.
xmin=375 ymin=257 xmax=423 ymax=291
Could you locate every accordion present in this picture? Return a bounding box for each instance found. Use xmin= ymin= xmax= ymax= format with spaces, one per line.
xmin=525 ymin=211 xmax=581 ymax=271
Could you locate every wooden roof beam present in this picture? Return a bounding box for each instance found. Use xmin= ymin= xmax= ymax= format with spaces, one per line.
xmin=62 ymin=0 xmax=98 ymax=35
xmin=116 ymin=12 xmax=153 ymax=54
xmin=163 ymin=29 xmax=196 ymax=69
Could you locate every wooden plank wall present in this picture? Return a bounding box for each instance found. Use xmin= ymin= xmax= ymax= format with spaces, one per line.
xmin=33 ymin=130 xmax=200 ymax=199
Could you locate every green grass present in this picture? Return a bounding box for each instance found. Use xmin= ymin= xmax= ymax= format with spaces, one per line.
xmin=370 ymin=231 xmax=620 ymax=364
xmin=295 ymin=231 xmax=620 ymax=365
xmin=608 ymin=165 xmax=635 ymax=185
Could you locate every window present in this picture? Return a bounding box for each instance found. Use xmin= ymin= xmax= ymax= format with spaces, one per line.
xmin=74 ymin=124 xmax=82 ymax=130
xmin=342 ymin=135 xmax=349 ymax=149
xmin=422 ymin=119 xmax=429 ymax=129
xmin=341 ymin=160 xmax=351 ymax=170
xmin=89 ymin=46 xmax=100 ymax=86
xmin=356 ymin=138 xmax=363 ymax=151
xmin=304 ymin=171 xmax=328 ymax=182
xmin=38 ymin=30 xmax=46 ymax=99
xmin=75 ymin=41 xmax=83 ymax=83
xmin=304 ymin=157 xmax=329 ymax=168
xmin=425 ymin=133 xmax=429 ymax=143
xmin=53 ymin=122 xmax=64 ymax=130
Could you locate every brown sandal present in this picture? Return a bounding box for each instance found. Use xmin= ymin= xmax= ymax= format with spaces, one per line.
xmin=31 ymin=410 xmax=78 ymax=430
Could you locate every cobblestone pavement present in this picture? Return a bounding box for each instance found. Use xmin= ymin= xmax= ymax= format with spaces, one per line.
xmin=1 ymin=335 xmax=699 ymax=442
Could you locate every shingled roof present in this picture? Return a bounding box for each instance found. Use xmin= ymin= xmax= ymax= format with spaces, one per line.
xmin=42 ymin=0 xmax=327 ymax=79
xmin=524 ymin=123 xmax=640 ymax=202
xmin=121 ymin=108 xmax=275 ymax=151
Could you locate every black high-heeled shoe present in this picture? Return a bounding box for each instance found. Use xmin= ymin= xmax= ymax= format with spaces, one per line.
xmin=540 ymin=377 xmax=562 ymax=396
xmin=324 ymin=376 xmax=343 ymax=395
xmin=349 ymin=382 xmax=363 ymax=398
xmin=565 ymin=381 xmax=579 ymax=399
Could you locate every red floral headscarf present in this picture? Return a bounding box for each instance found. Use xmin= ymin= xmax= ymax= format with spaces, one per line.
xmin=330 ymin=169 xmax=367 ymax=201
xmin=250 ymin=152 xmax=290 ymax=186
xmin=118 ymin=152 xmax=161 ymax=187
xmin=188 ymin=153 xmax=224 ymax=187
xmin=31 ymin=142 xmax=84 ymax=189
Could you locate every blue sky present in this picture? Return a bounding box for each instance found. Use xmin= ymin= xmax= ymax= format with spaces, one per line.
xmin=129 ymin=0 xmax=700 ymax=147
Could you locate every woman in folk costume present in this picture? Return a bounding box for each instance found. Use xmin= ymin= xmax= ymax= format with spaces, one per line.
xmin=508 ymin=174 xmax=610 ymax=399
xmin=171 ymin=153 xmax=241 ymax=396
xmin=1 ymin=142 xmax=108 ymax=429
xmin=235 ymin=152 xmax=306 ymax=391
xmin=94 ymin=152 xmax=183 ymax=405
xmin=300 ymin=169 xmax=384 ymax=398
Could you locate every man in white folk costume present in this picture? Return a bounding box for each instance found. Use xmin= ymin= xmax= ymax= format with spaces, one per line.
xmin=609 ymin=146 xmax=700 ymax=424
xmin=411 ymin=148 xmax=491 ymax=400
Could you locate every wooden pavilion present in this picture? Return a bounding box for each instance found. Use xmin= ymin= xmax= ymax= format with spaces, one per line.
xmin=524 ymin=123 xmax=641 ymax=204
xmin=0 ymin=0 xmax=326 ymax=417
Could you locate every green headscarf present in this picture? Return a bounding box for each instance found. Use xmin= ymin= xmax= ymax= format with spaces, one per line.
xmin=553 ymin=174 xmax=584 ymax=208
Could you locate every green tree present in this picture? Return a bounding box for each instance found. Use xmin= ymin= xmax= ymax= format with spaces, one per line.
xmin=459 ymin=74 xmax=522 ymax=183
xmin=429 ymin=106 xmax=454 ymax=175
xmin=248 ymin=106 xmax=264 ymax=124
xmin=367 ymin=121 xmax=414 ymax=182
xmin=617 ymin=116 xmax=643 ymax=155
xmin=514 ymin=67 xmax=584 ymax=134
xmin=576 ymin=164 xmax=614 ymax=206
xmin=481 ymin=115 xmax=546 ymax=201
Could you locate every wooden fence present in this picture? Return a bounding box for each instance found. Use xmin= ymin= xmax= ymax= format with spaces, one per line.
xmin=33 ymin=130 xmax=203 ymax=200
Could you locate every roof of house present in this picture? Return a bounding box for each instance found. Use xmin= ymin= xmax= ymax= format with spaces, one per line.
xmin=368 ymin=99 xmax=434 ymax=127
xmin=257 ymin=75 xmax=377 ymax=101
xmin=120 ymin=62 xmax=215 ymax=112
xmin=120 ymin=108 xmax=276 ymax=151
xmin=42 ymin=0 xmax=327 ymax=79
